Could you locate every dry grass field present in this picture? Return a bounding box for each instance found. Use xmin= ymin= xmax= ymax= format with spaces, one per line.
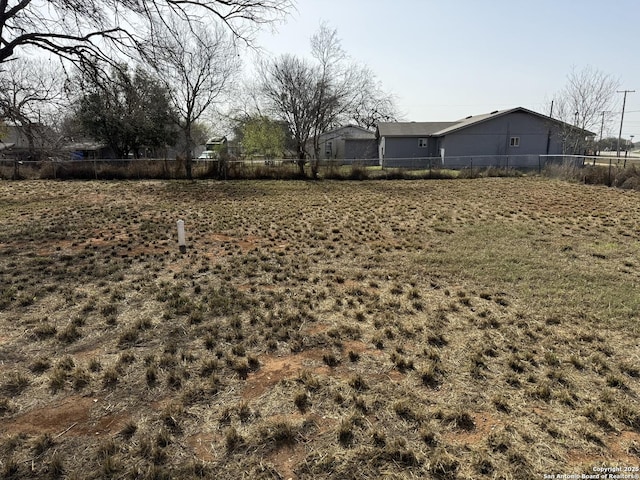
xmin=1 ymin=177 xmax=639 ymax=479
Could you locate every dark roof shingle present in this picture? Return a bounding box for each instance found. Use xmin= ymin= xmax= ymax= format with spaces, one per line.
xmin=377 ymin=122 xmax=460 ymax=137
xmin=378 ymin=107 xmax=597 ymax=138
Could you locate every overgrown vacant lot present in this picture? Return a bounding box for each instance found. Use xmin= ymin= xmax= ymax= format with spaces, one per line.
xmin=1 ymin=177 xmax=639 ymax=479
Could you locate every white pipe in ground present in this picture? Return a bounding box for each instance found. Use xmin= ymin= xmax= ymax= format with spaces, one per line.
xmin=177 ymin=220 xmax=186 ymax=253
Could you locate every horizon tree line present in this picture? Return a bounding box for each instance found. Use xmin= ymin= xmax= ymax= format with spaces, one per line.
xmin=0 ymin=1 xmax=629 ymax=174
xmin=1 ymin=4 xmax=398 ymax=178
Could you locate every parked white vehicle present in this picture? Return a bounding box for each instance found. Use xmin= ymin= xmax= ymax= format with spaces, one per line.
xmin=197 ymin=150 xmax=217 ymax=160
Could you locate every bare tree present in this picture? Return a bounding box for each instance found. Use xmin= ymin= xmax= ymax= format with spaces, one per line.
xmin=0 ymin=56 xmax=65 ymax=155
xmin=259 ymin=54 xmax=317 ymax=175
xmin=310 ymin=24 xmax=397 ymax=130
xmin=551 ymin=66 xmax=620 ymax=153
xmin=150 ymin=21 xmax=240 ymax=179
xmin=308 ymin=22 xmax=348 ymax=175
xmin=0 ymin=0 xmax=292 ymax=66
xmin=350 ymin=73 xmax=398 ymax=130
xmin=259 ymin=24 xmax=396 ymax=177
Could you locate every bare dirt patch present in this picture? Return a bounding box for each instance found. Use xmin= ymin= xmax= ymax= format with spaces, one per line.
xmin=186 ymin=432 xmax=218 ymax=462
xmin=1 ymin=178 xmax=640 ymax=478
xmin=443 ymin=412 xmax=503 ymax=447
xmin=2 ymin=396 xmax=94 ymax=436
xmin=243 ymin=351 xmax=326 ymax=401
xmin=266 ymin=444 xmax=307 ymax=480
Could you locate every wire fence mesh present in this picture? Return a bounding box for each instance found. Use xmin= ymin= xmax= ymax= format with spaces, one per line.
xmin=0 ymin=154 xmax=637 ymax=180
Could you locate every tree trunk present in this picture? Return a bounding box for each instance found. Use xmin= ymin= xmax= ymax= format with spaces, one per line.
xmin=296 ymin=159 xmax=305 ymax=176
xmin=311 ymin=132 xmax=322 ymax=179
xmin=297 ymin=145 xmax=306 ymax=176
xmin=185 ymin=123 xmax=193 ymax=180
xmin=185 ymin=157 xmax=193 ymax=180
xmin=26 ymin=124 xmax=35 ymax=159
xmin=311 ymin=140 xmax=319 ymax=178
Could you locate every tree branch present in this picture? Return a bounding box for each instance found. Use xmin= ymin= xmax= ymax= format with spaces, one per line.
xmin=1 ymin=0 xmax=292 ymax=64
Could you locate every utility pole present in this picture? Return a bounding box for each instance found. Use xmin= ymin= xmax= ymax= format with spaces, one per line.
xmin=600 ymin=111 xmax=608 ymax=142
xmin=617 ymin=90 xmax=635 ymax=157
xmin=599 ymin=111 xmax=610 ymax=155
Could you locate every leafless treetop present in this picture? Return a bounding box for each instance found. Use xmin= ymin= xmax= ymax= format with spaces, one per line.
xmin=0 ymin=0 xmax=293 ymax=65
xmin=553 ymin=65 xmax=620 ymax=133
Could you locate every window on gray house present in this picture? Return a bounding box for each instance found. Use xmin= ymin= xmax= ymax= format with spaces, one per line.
xmin=510 ymin=137 xmax=520 ymax=147
xmin=418 ymin=138 xmax=428 ymax=148
xmin=325 ymin=141 xmax=332 ymax=156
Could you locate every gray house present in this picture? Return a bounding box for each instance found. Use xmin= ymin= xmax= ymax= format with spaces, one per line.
xmin=377 ymin=107 xmax=595 ymax=168
xmin=0 ymin=122 xmax=57 ymax=160
xmin=64 ymin=140 xmax=115 ymax=160
xmin=311 ymin=125 xmax=377 ymax=162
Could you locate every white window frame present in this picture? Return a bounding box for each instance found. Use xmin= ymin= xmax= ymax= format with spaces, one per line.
xmin=418 ymin=138 xmax=428 ymax=148
xmin=325 ymin=141 xmax=333 ymax=156
xmin=510 ymin=136 xmax=520 ymax=147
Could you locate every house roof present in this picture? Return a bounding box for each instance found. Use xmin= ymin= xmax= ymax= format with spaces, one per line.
xmin=378 ymin=107 xmax=597 ymax=138
xmin=65 ymin=141 xmax=108 ymax=151
xmin=320 ymin=124 xmax=376 ymax=140
xmin=432 ymin=109 xmax=516 ymax=135
xmin=433 ymin=107 xmax=597 ymax=137
xmin=377 ymin=122 xmax=459 ymax=137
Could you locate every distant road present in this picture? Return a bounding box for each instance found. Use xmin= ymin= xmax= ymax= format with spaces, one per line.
xmin=590 ymin=154 xmax=640 ymax=167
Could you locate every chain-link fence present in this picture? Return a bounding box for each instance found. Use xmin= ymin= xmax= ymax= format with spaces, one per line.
xmin=1 ymin=154 xmax=636 ymax=180
xmin=380 ymin=154 xmax=590 ymax=171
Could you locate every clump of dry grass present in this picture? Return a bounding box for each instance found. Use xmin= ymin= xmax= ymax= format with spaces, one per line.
xmin=1 ymin=178 xmax=639 ymax=478
xmin=0 ymin=372 xmax=30 ymax=396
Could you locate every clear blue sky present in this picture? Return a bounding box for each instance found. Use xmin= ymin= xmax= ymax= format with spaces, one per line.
xmin=253 ymin=0 xmax=640 ymax=139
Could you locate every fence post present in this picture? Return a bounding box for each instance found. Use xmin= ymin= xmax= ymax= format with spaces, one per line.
xmin=470 ymin=158 xmax=473 ymax=178
xmin=538 ymin=156 xmax=541 ymax=174
xmin=608 ymin=159 xmax=612 ymax=186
